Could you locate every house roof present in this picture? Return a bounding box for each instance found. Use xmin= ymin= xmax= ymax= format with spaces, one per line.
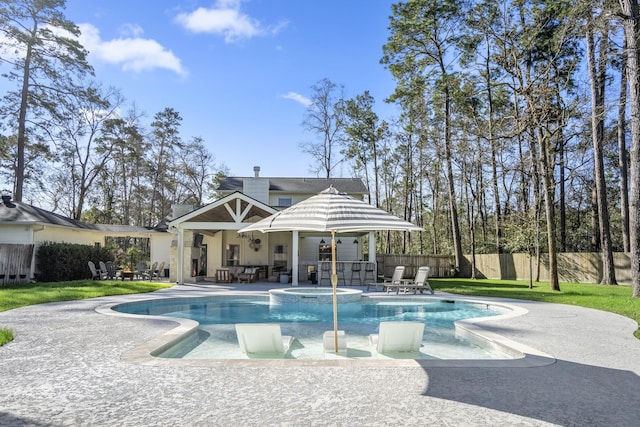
xmin=0 ymin=201 xmax=95 ymax=229
xmin=217 ymin=177 xmax=368 ymax=195
xmin=0 ymin=200 xmax=164 ymax=234
xmin=168 ymin=191 xmax=277 ymax=230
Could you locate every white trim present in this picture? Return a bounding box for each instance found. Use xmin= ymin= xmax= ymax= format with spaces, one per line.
xmin=169 ymin=191 xmax=278 ymax=284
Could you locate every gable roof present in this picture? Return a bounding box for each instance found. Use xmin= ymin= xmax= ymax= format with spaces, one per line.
xmin=0 ymin=200 xmax=163 ymax=234
xmin=217 ymin=177 xmax=367 ymax=195
xmin=168 ymin=191 xmax=277 ymax=230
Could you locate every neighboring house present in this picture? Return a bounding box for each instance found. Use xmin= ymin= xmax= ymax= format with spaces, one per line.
xmin=0 ymin=194 xmax=171 ymax=283
xmin=168 ymin=166 xmax=371 ymax=285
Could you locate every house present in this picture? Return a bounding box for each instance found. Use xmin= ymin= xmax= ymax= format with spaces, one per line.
xmin=0 ymin=193 xmax=171 ymax=283
xmin=0 ymin=167 xmax=371 ymax=286
xmin=167 ymin=166 xmax=371 ymax=285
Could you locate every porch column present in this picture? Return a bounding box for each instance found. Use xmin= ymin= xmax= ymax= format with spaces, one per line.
xmin=368 ymin=231 xmax=376 ymax=263
xmin=177 ymin=227 xmax=184 ymax=284
xmin=292 ymin=230 xmax=299 ymax=286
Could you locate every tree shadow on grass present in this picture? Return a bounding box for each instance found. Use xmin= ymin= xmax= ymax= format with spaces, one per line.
xmin=422 ymin=359 xmax=640 ymax=426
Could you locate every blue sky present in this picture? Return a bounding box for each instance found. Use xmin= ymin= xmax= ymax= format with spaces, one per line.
xmin=61 ymin=0 xmax=399 ymax=178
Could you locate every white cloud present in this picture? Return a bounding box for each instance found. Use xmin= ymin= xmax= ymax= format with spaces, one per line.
xmin=78 ymin=23 xmax=187 ymax=76
xmin=175 ymin=0 xmax=286 ymax=43
xmin=282 ymin=92 xmax=312 ymax=108
xmin=118 ymin=23 xmax=144 ymax=38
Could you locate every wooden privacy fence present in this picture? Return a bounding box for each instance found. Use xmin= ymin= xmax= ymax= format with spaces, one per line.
xmin=377 ymin=252 xmax=632 ymax=284
xmin=376 ymin=254 xmax=455 ymax=279
xmin=463 ymin=252 xmax=632 ymax=284
xmin=0 ymin=244 xmax=34 ymax=286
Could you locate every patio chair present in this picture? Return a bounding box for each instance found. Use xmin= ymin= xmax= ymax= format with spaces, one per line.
xmin=215 ymin=268 xmax=232 ymax=283
xmin=105 ymin=261 xmax=117 ymax=280
xmin=363 ymin=262 xmax=376 ymax=283
xmin=237 ymin=267 xmax=258 ymax=283
xmin=386 ymin=266 xmax=433 ymax=295
xmin=148 ymin=262 xmax=158 ymax=281
xmin=368 ymin=321 xmax=425 ymax=354
xmin=88 ymin=261 xmax=103 ymax=280
xmin=319 ymin=262 xmax=331 ymax=286
xmin=152 ymin=261 xmax=165 ymax=280
xmin=99 ymin=261 xmax=109 ymax=279
xmin=137 ymin=262 xmax=150 ymax=280
xmin=350 ymin=262 xmax=362 ymax=285
xmin=366 ymin=266 xmax=405 ymax=292
xmin=235 ymin=323 xmax=294 ymax=357
xmin=336 ymin=262 xmax=346 ymax=286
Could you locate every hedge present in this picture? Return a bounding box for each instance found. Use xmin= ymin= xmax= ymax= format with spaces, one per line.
xmin=36 ymin=242 xmax=113 ymax=282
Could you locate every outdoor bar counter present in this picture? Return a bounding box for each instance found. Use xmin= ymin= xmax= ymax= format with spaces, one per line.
xmin=297 ymin=261 xmax=376 ymax=285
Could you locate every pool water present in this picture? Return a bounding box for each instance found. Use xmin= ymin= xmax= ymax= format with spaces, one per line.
xmin=115 ymin=296 xmax=514 ymax=360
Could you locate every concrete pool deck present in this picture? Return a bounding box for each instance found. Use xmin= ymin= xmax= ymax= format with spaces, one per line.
xmin=1 ymin=283 xmax=639 ymax=426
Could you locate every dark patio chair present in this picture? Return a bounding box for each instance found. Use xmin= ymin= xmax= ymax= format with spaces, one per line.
xmin=105 ymin=261 xmax=117 ymax=280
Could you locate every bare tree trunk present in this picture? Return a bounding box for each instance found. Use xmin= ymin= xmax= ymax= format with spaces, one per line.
xmin=484 ymin=36 xmax=502 ymax=254
xmin=558 ymin=131 xmax=566 ymax=252
xmin=538 ymin=127 xmax=561 ymax=291
xmin=618 ymin=37 xmax=631 ymax=253
xmin=619 ymin=0 xmax=640 ymax=297
xmin=443 ymin=83 xmax=463 ymax=274
xmin=586 ymin=15 xmax=617 ymax=284
xmin=15 ymin=34 xmax=35 ymax=202
xmin=591 ymin=186 xmax=600 ymax=251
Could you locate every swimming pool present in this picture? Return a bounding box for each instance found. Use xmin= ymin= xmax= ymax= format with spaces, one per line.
xmin=113 ymin=295 xmax=517 ymax=360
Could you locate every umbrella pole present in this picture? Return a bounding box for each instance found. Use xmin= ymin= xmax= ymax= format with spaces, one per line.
xmin=331 ymin=229 xmax=339 ymax=354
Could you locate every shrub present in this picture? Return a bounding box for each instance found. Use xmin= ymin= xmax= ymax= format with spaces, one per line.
xmin=36 ymin=242 xmax=112 ymax=282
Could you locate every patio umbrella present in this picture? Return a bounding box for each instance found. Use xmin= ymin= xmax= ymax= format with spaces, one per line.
xmin=238 ymin=186 xmax=422 ymax=353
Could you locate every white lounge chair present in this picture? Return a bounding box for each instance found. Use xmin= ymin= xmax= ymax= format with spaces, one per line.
xmin=235 ymin=323 xmax=294 ymax=357
xmin=366 ymin=265 xmax=405 ymax=292
xmin=369 ymin=321 xmax=425 ymax=353
xmin=386 ymin=266 xmax=433 ymax=294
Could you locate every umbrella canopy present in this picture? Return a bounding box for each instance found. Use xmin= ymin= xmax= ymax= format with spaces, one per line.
xmin=238 ymin=186 xmax=423 ymax=234
xmin=238 ymin=186 xmax=422 ymax=353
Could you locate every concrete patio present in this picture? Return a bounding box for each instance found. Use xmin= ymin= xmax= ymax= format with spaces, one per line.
xmin=1 ymin=282 xmax=639 ymax=426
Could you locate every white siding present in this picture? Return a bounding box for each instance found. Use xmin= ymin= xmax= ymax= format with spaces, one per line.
xmin=151 ymin=233 xmax=172 ymax=275
xmin=0 ymin=225 xmax=32 ymax=244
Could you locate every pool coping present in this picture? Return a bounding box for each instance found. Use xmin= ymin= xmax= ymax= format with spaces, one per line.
xmin=96 ymin=290 xmax=556 ymax=368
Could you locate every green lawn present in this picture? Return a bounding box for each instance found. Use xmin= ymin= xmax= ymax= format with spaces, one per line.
xmin=431 ymin=278 xmax=640 ymax=339
xmin=0 ymin=280 xmax=171 ymax=346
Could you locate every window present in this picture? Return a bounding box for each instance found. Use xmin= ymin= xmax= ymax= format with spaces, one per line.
xmin=225 ymin=244 xmax=240 ymax=266
xmin=278 ymin=197 xmax=292 ymax=207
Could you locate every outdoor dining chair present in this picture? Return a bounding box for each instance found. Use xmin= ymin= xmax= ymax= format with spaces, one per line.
xmin=350 ymin=262 xmax=362 ymax=285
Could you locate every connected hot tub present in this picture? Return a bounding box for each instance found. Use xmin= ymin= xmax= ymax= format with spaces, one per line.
xmin=269 ymin=287 xmax=363 ymax=305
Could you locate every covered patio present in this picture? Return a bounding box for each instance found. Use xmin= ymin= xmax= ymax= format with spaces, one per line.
xmin=168 ymin=191 xmax=378 ymax=286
